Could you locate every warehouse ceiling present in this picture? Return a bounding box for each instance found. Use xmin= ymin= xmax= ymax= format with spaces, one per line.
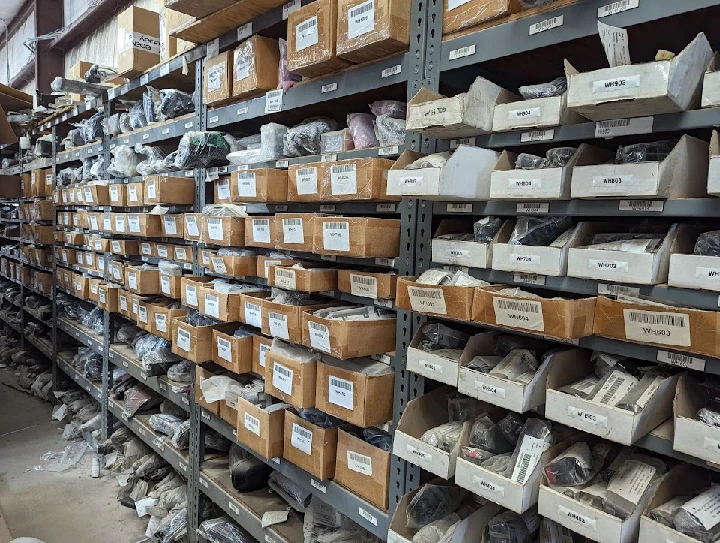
xmin=0 ymin=0 xmax=25 ymax=25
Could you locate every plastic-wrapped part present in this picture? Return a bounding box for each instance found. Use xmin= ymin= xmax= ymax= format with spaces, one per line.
xmin=505 ymin=419 xmax=554 ymax=484
xmin=448 ymin=393 xmax=484 ymax=422
xmin=544 ymin=442 xmax=594 ymax=487
xmin=489 ymin=350 xmax=539 ymax=384
xmin=694 ymin=231 xmax=720 ymax=257
xmin=413 ymin=514 xmax=462 ymax=543
xmin=509 ymin=217 xmax=573 ymax=246
xmin=170 ymin=420 xmax=190 ymax=449
xmin=154 ymin=505 xmax=187 ymax=543
xmin=347 ymin=113 xmax=379 ymax=149
xmin=103 ymin=113 xmax=122 ymax=137
xmin=278 ymin=38 xmax=302 ymax=91
xmin=473 ymin=216 xmax=503 ymax=243
xmin=374 ymin=115 xmax=406 ymax=147
xmin=81 ymin=307 xmax=104 ymax=334
xmin=158 ymin=89 xmax=194 ymax=121
xmin=485 ymin=454 xmax=515 ymax=475
xmin=589 ymin=369 xmax=640 ymax=407
xmin=107 ymin=145 xmax=141 ymax=178
xmin=126 ymin=100 xmax=148 ymax=130
xmin=297 ymin=407 xmax=344 ymax=428
xmin=519 ymin=0 xmax=559 ymax=6
xmin=205 ymin=428 xmax=230 ymax=452
xmin=497 ymin=412 xmax=525 ymax=446
xmin=83 ymin=112 xmax=105 ymax=143
xmin=269 ymin=471 xmax=312 ymax=510
xmin=518 ymin=77 xmax=568 ymax=100
xmin=284 ymin=117 xmax=339 ymax=157
xmin=468 ymin=415 xmax=513 ymax=454
xmin=119 ymin=113 xmax=132 ymax=134
xmin=406 ymin=484 xmax=467 ymax=530
xmin=175 ymin=132 xmax=234 ymax=170
xmin=197 ymin=517 xmax=254 ymax=542
xmin=148 ymin=413 xmax=185 ymax=437
xmin=604 ymin=454 xmax=667 ymax=519
xmin=124 ymin=384 xmax=162 ymax=416
xmin=560 ymin=376 xmax=600 ymax=399
xmin=650 ymin=496 xmax=691 ymax=527
xmin=420 ymin=323 xmax=469 ymax=350
xmin=616 ymin=371 xmax=669 ymax=413
xmin=516 ymin=153 xmax=547 ymax=170
xmin=136 ymin=145 xmax=170 ymax=176
xmin=227 ymin=123 xmax=287 ymax=165
xmin=674 ymin=488 xmax=720 ymax=543
xmin=201 ymin=204 xmax=248 ymax=217
xmin=697 ymin=407 xmax=720 ymax=427
xmin=488 ymin=510 xmax=540 ymax=543
xmin=83 ymin=354 xmax=103 ymax=381
xmin=321 ymin=129 xmax=355 ymax=153
xmin=143 ymin=87 xmax=160 ymax=124
xmin=89 ymin=156 xmax=105 ymax=179
xmin=420 ymin=422 xmax=464 ymax=452
xmin=546 ymin=147 xmax=577 ymax=168
xmin=68 ymin=128 xmax=86 ymax=147
xmin=406 ymin=152 xmax=451 ymax=170
xmin=616 ymin=140 xmax=676 ymax=164
xmin=461 ymin=446 xmax=497 ymax=465
xmin=363 ymin=427 xmax=393 ymax=451
xmin=370 ymin=100 xmax=407 ymax=119
xmin=592 ymin=352 xmax=631 ymax=378
xmin=166 ymin=360 xmax=193 ymax=384
xmin=229 ymin=444 xmax=271 ymax=492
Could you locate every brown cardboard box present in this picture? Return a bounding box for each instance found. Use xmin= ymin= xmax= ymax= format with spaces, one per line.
xmin=231 ymin=168 xmax=288 ymax=203
xmin=288 ymin=163 xmax=326 ymax=202
xmin=252 ymin=334 xmax=273 ymax=375
xmin=72 ymin=274 xmax=90 ymax=299
xmin=269 ymin=265 xmax=337 ymax=292
xmin=151 ymin=304 xmax=188 ymax=341
xmin=101 ymin=213 xmax=114 ymax=233
xmin=320 ymin=158 xmax=398 ymax=201
xmin=335 ymin=428 xmax=391 ymax=510
xmin=34 ymin=272 xmax=53 ymax=296
xmin=160 ymin=273 xmax=183 ymax=298
xmin=145 ymin=176 xmax=195 ymax=205
xmin=83 ymin=184 xmax=111 ymax=206
xmin=126 ymin=182 xmax=144 ymax=206
xmin=30 ymin=169 xmax=50 ymax=197
xmin=21 ymin=173 xmax=31 ymax=198
xmin=210 ymin=254 xmax=257 ymax=277
xmin=316 ymin=358 xmax=394 ymax=427
xmin=127 ymin=214 xmax=163 ymax=237
xmin=203 ymin=215 xmax=245 ymax=246
xmin=172 ymin=316 xmax=236 ymax=363
xmin=164 ymin=0 xmax=236 ymax=19
xmin=110 ymin=260 xmax=125 ymax=284
xmin=0 ymin=176 xmax=20 ymax=199
xmin=443 ymin=0 xmax=522 ymax=35
xmin=262 ymin=299 xmax=332 ymax=344
xmin=240 ymin=291 xmax=270 ymax=329
xmin=172 ymin=244 xmax=193 ymax=263
xmin=593 ymin=296 xmax=717 ymax=357
xmin=256 ymin=255 xmax=298 ymax=278
xmin=283 ymin=409 xmax=338 ymax=480
xmin=198 ymin=284 xmax=243 ymax=322
xmin=154 ymin=243 xmax=172 ymax=260
xmin=245 ymin=216 xmax=278 ymax=249
xmin=275 ymin=213 xmax=316 ymax=252
xmin=396 ymin=276 xmax=474 ymax=320
xmin=118 ymin=289 xmax=131 ymax=317
xmin=110 ymin=239 xmax=140 ymax=256
xmin=265 ymin=347 xmax=318 ymax=408
xmin=116 ymin=6 xmax=161 ymax=77
xmin=232 ymin=36 xmax=280 ymax=100
xmin=125 ymin=266 xmax=161 ymax=295
xmin=337 ymin=0 xmax=411 ymax=63
xmin=140 ymin=241 xmax=155 ymax=257
xmin=98 ymin=284 xmax=120 ymax=312
xmin=184 ymin=213 xmax=203 ymax=241
xmin=236 ymin=397 xmax=287 ymax=459
xmin=195 ymin=366 xmax=219 ymax=414
xmin=108 ymin=183 xmax=126 ymax=207
xmin=212 ymin=329 xmax=254 ymax=374
xmin=204 ymin=51 xmax=233 ymax=105
xmin=338 ymin=269 xmax=397 ymax=300
xmin=287 ymin=0 xmax=351 ymax=78
xmin=162 ymin=8 xmax=195 ymax=60
xmin=313 ymin=216 xmax=401 ymax=257
xmin=181 ymin=276 xmax=214 ymax=309
xmin=86 ymin=212 xmax=101 ymax=232
xmin=136 ymin=298 xmax=153 ymax=330
xmin=473 ymin=286 xmax=597 ymax=340
xmin=302 ymin=309 xmax=396 ymax=359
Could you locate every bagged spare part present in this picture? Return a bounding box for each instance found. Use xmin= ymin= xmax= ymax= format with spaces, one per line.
xmin=694 ymin=231 xmax=720 ymax=257
xmin=284 ymin=117 xmax=339 ymax=157
xmin=406 ymin=484 xmax=467 ymax=530
xmin=650 ymin=495 xmax=692 ymax=527
xmin=474 ymin=216 xmax=503 ymax=243
xmin=509 ymin=217 xmax=572 ymax=246
xmin=229 ymin=444 xmax=271 ymax=492
xmin=488 ymin=510 xmax=541 ymax=543
xmin=519 ymin=77 xmax=567 ymax=100
xmin=616 ymin=140 xmax=676 ymax=164
xmin=347 ymin=113 xmax=379 ymax=149
xmin=604 ymin=454 xmax=667 ymax=519
xmin=505 ymin=419 xmax=554 ymax=484
xmin=674 ymin=486 xmax=720 ymax=543
xmin=420 ymin=422 xmax=463 ymax=453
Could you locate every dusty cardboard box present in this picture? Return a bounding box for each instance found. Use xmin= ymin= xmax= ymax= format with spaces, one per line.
xmin=181 ymin=276 xmax=213 ymax=309
xmin=275 ymin=213 xmax=316 ymax=252
xmin=396 ymin=276 xmax=474 ymax=320
xmin=337 ymin=269 xmax=397 ymax=301
xmin=566 ymin=34 xmax=713 ymax=121
xmin=245 ymin=216 xmax=278 ymax=249
xmin=571 ymin=136 xmax=709 ymax=199
xmin=172 ymin=245 xmax=193 ymax=263
xmin=443 ymin=0 xmax=521 ymax=35
xmin=255 ymin=255 xmax=294 ymax=279
xmin=283 ymin=409 xmax=338 ymax=480
xmin=155 ymin=243 xmax=172 ymax=260
xmin=287 ymin=0 xmax=351 ymax=78
xmin=151 ymin=305 xmax=187 ymax=341
xmin=203 ymin=215 xmax=245 ymax=246
xmin=269 ymin=265 xmax=337 ymax=292
xmin=673 ymin=374 xmax=720 ymax=465
xmin=387 ymin=148 xmax=500 ymax=199
xmin=407 ymin=78 xmax=518 ymax=138
xmin=107 ymin=183 xmax=126 ymax=207
xmin=204 ymin=51 xmax=233 ymax=105
xmin=593 ymin=296 xmax=718 ymax=357
xmin=546 ymin=350 xmax=677 ymax=445
xmin=493 ymin=145 xmax=611 ymax=200
xmin=98 ymin=284 xmax=120 ymax=312
xmin=336 ymin=0 xmax=410 ymax=63
xmin=145 ymin=175 xmax=195 ymax=205
xmin=474 ymin=286 xmax=596 ymax=339
xmin=127 ymin=214 xmax=163 ymax=237
xmin=335 ymin=428 xmax=391 ymax=510
xmin=568 ymin=222 xmax=682 ymax=285
xmin=172 ymin=316 xmax=236 ymax=363
xmin=668 ymin=226 xmax=720 ymax=291
xmin=116 ymin=6 xmax=161 ymax=77
xmin=252 ymin=334 xmax=273 ymax=375
xmin=212 ymin=329 xmax=253 ymax=374
xmin=315 ymin=357 xmax=394 ymax=426
xmin=432 ymin=218 xmax=505 ymax=269
xmin=139 ymin=241 xmax=155 ymax=257
xmin=236 ymin=397 xmax=287 ymax=460
xmin=240 ymin=291 xmax=270 ymax=329
xmin=159 ymin=273 xmax=183 ymax=298
xmin=184 ymin=213 xmax=203 ymax=241
xmin=320 ymin=158 xmax=398 ymax=201
xmin=265 ymin=345 xmax=318 ymax=408
xmin=198 ymin=284 xmax=243 ymax=322
xmin=312 ymin=216 xmax=400 ymax=257
xmin=110 ymin=260 xmax=125 ymax=284
xmin=87 ymin=278 xmax=101 ymax=302
xmin=211 ymin=254 xmax=257 ymax=277
xmin=233 ymin=36 xmax=280 ymax=100
xmin=125 ymin=266 xmax=161 ymax=295
xmin=302 ymin=309 xmax=396 ymax=359
xmin=288 ymin=163 xmax=326 ymax=202
xmin=702 ymin=69 xmax=720 ymax=108
xmin=195 ymin=366 xmax=219 ymax=415
xmin=82 ymin=184 xmax=111 ymax=206
xmin=262 ymin=298 xmax=331 ymax=345
xmin=493 ymin=90 xmax=584 ymax=132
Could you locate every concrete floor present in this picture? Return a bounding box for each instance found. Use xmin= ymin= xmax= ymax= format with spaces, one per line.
xmin=0 ymin=370 xmax=147 ymax=543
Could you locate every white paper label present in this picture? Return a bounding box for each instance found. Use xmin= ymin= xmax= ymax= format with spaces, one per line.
xmin=282 ymin=218 xmax=304 ymax=244
xmin=595 ymin=116 xmax=653 ymax=138
xmin=274 ymin=268 xmax=297 ymax=290
xmin=252 ymin=219 xmax=271 ymax=243
xmin=472 ymin=475 xmax=504 ymax=496
xmin=177 ymin=328 xmax=191 ymax=351
xmin=567 ymin=406 xmax=608 ymax=428
xmin=269 ymin=312 xmax=289 ymax=340
xmin=508 ymin=107 xmax=541 ymax=121
xmin=593 ymin=74 xmax=641 ymax=94
xmin=529 ymin=15 xmax=563 ymax=35
xmin=608 ymin=460 xmax=658 ymax=506
xmin=186 ymin=216 xmax=199 ymax=237
xmin=99 ymin=290 xmax=106 ymax=303
xmin=259 ymin=344 xmax=270 ymax=368
xmin=592 ymin=174 xmax=636 ymax=192
xmin=347 ymin=451 xmax=373 ymax=475
xmin=120 ymin=297 xmax=128 ymax=311
xmin=175 ymin=247 xmax=187 ymax=261
xmin=406 ymin=444 xmax=432 ymax=463
xmin=329 ymin=376 xmax=354 ymax=410
xmin=204 ymin=294 xmax=220 ymax=318
xmin=598 ymin=20 xmax=630 ymax=68
xmin=521 ymin=129 xmax=554 ymax=143
xmin=140 ymin=243 xmax=152 ymax=256
xmin=510 ymin=435 xmax=550 ymax=484
xmin=156 ymin=245 xmax=168 ymax=258
xmin=291 ymin=423 xmax=312 ymax=454
xmin=207 ymin=218 xmax=224 ymax=241
xmin=508 ymin=178 xmax=542 ymax=191
xmin=330 ymin=163 xmax=358 ymax=195
xmin=245 ymin=302 xmax=261 ymax=328
xmin=516 ymin=203 xmax=549 ymax=213
xmin=161 ymin=216 xmax=177 ymax=236
xmin=588 ymin=259 xmax=629 ymax=273
xmin=236 ymin=172 xmax=257 ymax=197
xmin=558 ymin=505 xmax=596 ymax=531
xmin=407 ymin=286 xmax=447 ymax=314
xmin=419 ymin=360 xmax=443 ymax=375
xmin=598 ymin=0 xmax=639 ymax=17
xmin=295 ymin=167 xmax=318 ymax=195
xmin=155 ymin=313 xmax=167 ymax=333
xmin=656 ymin=350 xmax=705 ymax=371
xmin=350 ymin=273 xmax=377 ymax=298
xmin=217 ymin=337 xmax=232 ymax=362
xmin=186 ymin=285 xmax=198 ymax=307
xmin=128 ymin=215 xmax=140 ymax=233
xmin=308 ymin=321 xmax=331 ymax=352
xmin=348 ymin=0 xmax=375 ymax=38
xmin=381 ymin=64 xmax=402 ymax=77
xmin=618 ymin=199 xmax=664 ymax=212
xmin=272 ymin=362 xmax=293 ymax=395
xmin=509 ymin=254 xmax=540 ymax=267
xmin=264 ymin=89 xmax=283 ymax=113
xmin=448 ymin=45 xmax=475 ymax=60
xmin=216 ymin=179 xmax=231 ymax=200
xmin=493 ymin=297 xmax=544 ymax=331
xmin=244 ymin=413 xmax=261 ymax=436
xmin=513 ymin=273 xmax=546 ymax=286
xmin=115 ymin=216 xmax=126 ymax=232
xmin=322 ymin=221 xmax=350 ymax=252
xmin=623 ymin=309 xmax=690 ymax=346
xmin=476 ymin=381 xmax=506 ymax=398
xmin=128 ymin=272 xmax=138 ymax=290
xmin=296 ymin=16 xmax=318 ymax=51
xmin=683 ymin=481 xmax=720 ymax=531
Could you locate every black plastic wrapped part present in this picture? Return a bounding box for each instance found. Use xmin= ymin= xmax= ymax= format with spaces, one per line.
xmin=616 ymin=140 xmax=676 ymax=164
xmin=83 ymin=112 xmax=105 ymax=143
xmin=283 ymin=117 xmax=339 ymax=157
xmin=197 ymin=517 xmax=255 ymax=543
xmin=406 ymin=484 xmax=467 ymax=530
xmin=159 ymin=89 xmax=195 ymax=120
xmin=421 ymin=323 xmax=469 ymax=350
xmin=297 ymin=408 xmax=344 ymax=428
xmin=509 ymin=217 xmax=572 ymax=246
xmin=143 ymin=87 xmax=160 ymax=124
xmin=363 ymin=427 xmax=393 ymax=451
xmin=127 ymin=100 xmax=148 ymax=130
xmin=694 ymin=231 xmax=720 ymax=257
xmin=229 ymin=444 xmax=271 ymax=493
xmin=474 ymin=216 xmax=503 ymax=243
xmin=68 ymin=128 xmax=85 ymax=147
xmin=175 ymin=132 xmax=233 ymax=170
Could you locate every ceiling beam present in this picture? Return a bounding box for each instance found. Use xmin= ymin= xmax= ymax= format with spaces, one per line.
xmin=50 ymin=0 xmax=134 ymax=52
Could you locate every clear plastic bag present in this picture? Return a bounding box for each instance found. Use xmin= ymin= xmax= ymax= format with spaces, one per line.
xmin=488 ymin=510 xmax=540 ymax=543
xmin=489 ymin=349 xmax=539 ymax=383
xmin=474 ymin=217 xmax=503 ymax=243
xmin=127 ymin=100 xmax=148 ymax=130
xmin=374 ymin=115 xmax=405 ymax=147
xmin=413 ymin=514 xmax=462 ymax=543
xmin=158 ymin=89 xmax=194 ymax=121
xmin=616 ymin=371 xmax=669 ymax=413
xmin=544 ymin=442 xmax=594 ymax=487
xmin=697 ymin=407 xmax=720 ymax=427
xmin=468 ymin=415 xmax=513 ymax=454
xmin=197 ymin=517 xmax=254 ymax=543
xmin=604 ymin=455 xmax=667 ymax=519
xmin=616 ymin=140 xmax=676 ymax=164
xmin=497 ymin=412 xmax=525 ymax=445
xmin=297 ymin=407 xmax=344 ymax=429
xmin=560 ymin=376 xmax=600 ymax=399
xmin=83 ymin=112 xmax=105 ymax=143
xmin=539 ymin=518 xmax=576 ymax=543
xmin=136 ymin=145 xmax=170 ymax=176
xmin=107 ymin=145 xmax=141 ymax=178
xmin=124 ymin=384 xmax=162 ymax=416
xmin=284 ymin=117 xmax=339 ymax=157
xmin=269 ymin=470 xmax=312 ymax=510
xmin=143 ymin=87 xmax=160 ymax=124
xmin=448 ymin=393 xmax=484 ymax=422
xmin=589 ymin=369 xmax=639 ymax=407
xmin=518 ymin=77 xmax=567 ymax=100
xmin=420 ymin=323 xmax=469 ymax=350
xmin=650 ymin=496 xmax=691 ymax=527
xmin=363 ymin=427 xmax=393 ymax=451
xmin=321 ymin=129 xmax=354 ymax=153
xmin=347 ymin=113 xmax=379 ymax=149
xmin=509 ymin=217 xmax=572 ymax=246
xmin=370 ymin=100 xmax=407 ymax=119
xmin=420 ymin=422 xmax=464 ymax=452
xmin=175 ymin=132 xmax=234 ymax=170
xmin=406 ymin=484 xmax=467 ymax=530
xmin=278 ymin=38 xmax=302 ymax=91
xmin=674 ymin=488 xmax=720 ymax=542
xmin=694 ymin=231 xmax=720 ymax=257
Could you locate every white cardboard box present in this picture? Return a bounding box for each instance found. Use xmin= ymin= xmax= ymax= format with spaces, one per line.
xmin=673 ymin=373 xmax=720 ymax=465
xmin=406 ymin=323 xmax=467 ymax=386
xmin=491 ymin=145 xmax=611 ymax=200
xmin=567 ymin=222 xmax=681 ymax=285
xmin=492 ymin=92 xmax=584 ymax=132
xmin=668 ymin=226 xmax=720 ymax=291
xmin=571 ymin=135 xmax=709 ymax=199
xmin=706 ymin=130 xmax=720 ymax=195
xmin=702 ymin=70 xmax=720 ymax=108
xmin=432 ymin=218 xmax=507 ymax=269
xmin=566 ymin=33 xmax=712 ymax=121
xmin=406 ymin=77 xmax=518 ymax=138
xmin=491 ymin=220 xmax=585 ymax=277
xmin=387 ymin=147 xmax=500 ymax=200
xmin=544 ymin=351 xmax=678 ymax=445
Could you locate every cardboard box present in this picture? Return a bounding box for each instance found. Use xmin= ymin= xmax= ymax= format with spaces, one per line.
xmin=443 ymin=0 xmax=521 ymax=35
xmin=283 ymin=409 xmax=338 ymax=480
xmin=195 ymin=366 xmax=218 ymax=415
xmin=265 ymin=344 xmax=318 ymax=408
xmin=275 ymin=213 xmax=315 ymax=252
xmin=315 ymin=357 xmax=394 ymax=426
xmin=108 ymin=184 xmax=126 ymax=207
xmin=334 ymin=428 xmax=391 ymax=510
xmin=212 ymin=329 xmax=254 ymax=374
xmin=198 ymin=285 xmax=243 ymax=322
xmin=287 ymin=0 xmax=351 ymax=78
xmin=262 ymin=298 xmax=330 ymax=344
xmin=571 ymin=136 xmax=708 ymax=199
xmin=172 ymin=245 xmax=193 ymax=263
xmin=387 ymin=147 xmax=500 ymax=199
xmin=125 ymin=266 xmax=160 ymax=295
xmin=473 ymin=286 xmax=596 ymax=340
xmin=204 ymin=51 xmax=233 ymax=105
xmin=139 ymin=242 xmax=154 ymax=257
xmin=236 ymin=397 xmax=287 ymax=460
xmin=492 ymin=145 xmax=611 ymax=200
xmin=98 ymin=284 xmax=120 ymax=312
xmin=117 ymin=289 xmax=131 ymax=316
xmin=313 ymin=216 xmax=400 ymax=257
xmin=593 ymin=296 xmax=718 ymax=357
xmin=288 ymin=163 xmax=325 ymax=202
xmin=110 ymin=239 xmax=140 ymax=256
xmin=337 ymin=269 xmax=397 ymax=301
xmin=159 ymin=273 xmax=182 ymax=298
xmin=145 ymin=176 xmax=195 ymax=205
xmin=320 ymin=158 xmax=397 ymax=201
xmin=234 ymin=168 xmax=288 ymax=203
xmin=110 ymin=260 xmax=125 ymax=284
xmin=406 ymin=322 xmax=471 ymax=387
xmin=164 ymin=0 xmax=236 ymax=19
xmin=269 ymin=265 xmax=337 ymax=292
xmin=396 ymin=276 xmax=474 ymax=320
xmin=702 ymin=69 xmax=720 ymax=108
xmin=432 ymin=218 xmax=505 ymax=269
xmin=546 ymin=352 xmax=678 ymax=445
xmin=181 ymin=276 xmax=213 ymax=309
xmin=184 ymin=213 xmax=203 ymax=241
xmin=116 ymin=6 xmax=161 ymax=76
xmin=126 ymin=183 xmax=144 ymax=206
xmin=127 ymin=214 xmax=163 ymax=237
xmin=239 ymin=291 xmax=269 ymax=329
xmin=337 ymin=0 xmax=410 ymax=63
xmin=406 ymin=77 xmax=517 ymax=138
xmin=668 ymin=226 xmax=720 ymax=291
xmin=252 ymin=334 xmax=273 ymax=375
xmin=302 ymin=309 xmax=396 ymax=359
xmin=673 ymin=374 xmax=720 ymax=464
xmin=566 ymin=34 xmax=713 ymax=121
xmin=150 ymin=305 xmax=187 ymax=341
xmin=82 ymin=184 xmax=111 ymax=206
xmin=72 ymin=274 xmax=90 ymax=299
xmin=254 ymin=255 xmax=293 ymax=279
xmin=244 ymin=216 xmax=278 ymax=249
xmin=211 ymin=254 xmax=257 ymax=277
xmin=493 ymin=90 xmax=585 ymax=133
xmin=172 ymin=316 xmax=236 ymax=363
xmin=232 ymin=36 xmax=280 ymax=100
xmin=155 ymin=243 xmax=173 ymax=260
xmin=203 ymin=215 xmax=245 ymax=246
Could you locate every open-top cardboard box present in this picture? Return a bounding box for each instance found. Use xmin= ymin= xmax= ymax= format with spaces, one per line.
xmin=264 ymin=343 xmax=319 ymax=408
xmin=432 ymin=218 xmax=508 ymax=269
xmin=301 ymin=309 xmax=396 ymax=359
xmin=406 ymin=322 xmax=470 ymax=386
xmin=212 ymin=328 xmax=254 ymax=374
xmin=669 ymin=225 xmax=720 ymax=292
xmin=337 ymin=269 xmax=397 ymax=301
xmin=396 ymin=276 xmax=475 ymax=321
xmin=492 ymin=83 xmax=584 ymax=132
xmin=236 ymin=397 xmax=288 ymax=460
xmin=706 ymin=130 xmax=720 ymax=195
xmin=283 ymin=409 xmax=339 ymax=480
xmin=268 ymin=265 xmax=337 ymax=293
xmin=673 ymin=374 xmax=720 ymax=465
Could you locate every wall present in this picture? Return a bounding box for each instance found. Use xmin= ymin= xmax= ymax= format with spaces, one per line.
xmin=0 ymin=13 xmax=35 ymax=86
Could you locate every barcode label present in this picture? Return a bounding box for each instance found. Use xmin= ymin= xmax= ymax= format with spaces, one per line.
xmin=272 ymin=363 xmax=293 ymax=395
xmin=598 ymin=0 xmax=639 ymax=17
xmin=514 ymin=273 xmax=546 ymax=286
xmin=450 ymin=137 xmax=475 ymax=149
xmin=446 ymin=203 xmax=473 ymax=213
xmin=259 ymin=344 xmax=270 ymax=368
xmin=529 ymin=15 xmax=563 ymax=35
xmin=296 ymin=16 xmax=318 ymax=51
xmin=657 ymin=350 xmax=705 ymax=371
xmin=597 ymin=283 xmax=640 ymax=297
xmin=347 ymin=451 xmax=372 ymax=475
xmin=269 ymin=311 xmax=289 ymax=339
xmin=282 ymin=0 xmax=300 ymax=19
xmin=252 ymin=219 xmax=271 ymax=244
xmin=321 ymin=83 xmax=337 ymax=93
xmin=348 ymin=0 xmax=374 ymax=38
xmin=308 ymin=321 xmax=331 ymax=352
xmin=381 ymin=64 xmax=401 ymax=78
xmin=618 ymin=199 xmax=664 ymax=212
xmin=407 ymin=286 xmax=447 ymax=314
xmin=350 ymin=273 xmax=377 ymax=298
xmin=282 ymin=218 xmax=304 ymax=244
xmin=177 ymin=328 xmax=191 ymax=351
xmin=511 ymin=435 xmax=549 ymax=484
xmin=295 ymin=167 xmax=318 ymax=195
xmin=329 ymin=376 xmax=354 ymax=410
xmin=185 ymin=285 xmax=198 ymax=307
xmin=624 ymin=309 xmax=691 ymax=346
xmin=595 ymin=116 xmax=653 ymax=138
xmin=520 ymin=129 xmax=554 ymax=143
xmin=155 ymin=313 xmax=167 ymax=333
xmin=275 ymin=268 xmax=297 ymax=290
xmin=217 ymin=337 xmax=232 ymax=362
xmin=493 ymin=297 xmax=545 ymax=331
xmin=207 ymin=217 xmax=224 ymax=241
xmin=244 ymin=302 xmax=261 ymax=328
xmin=331 ymin=163 xmax=358 ymax=195
xmin=322 ymin=221 xmax=350 ymax=252
xmin=291 ymin=423 xmax=312 ymax=454
xmin=516 ymin=202 xmax=549 ymax=213
xmin=244 ymin=413 xmax=261 ymax=436
xmin=265 ymin=89 xmax=283 ymax=113
xmin=449 ymin=44 xmax=476 ymax=61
